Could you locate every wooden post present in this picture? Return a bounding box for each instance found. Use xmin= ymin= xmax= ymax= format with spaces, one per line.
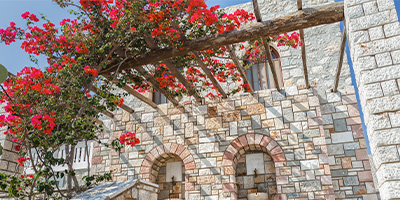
xmin=297 ymin=0 xmax=310 ymax=89
xmin=333 ymin=19 xmax=347 ymax=93
xmin=252 ymin=0 xmax=281 ymax=90
xmin=192 ymin=52 xmax=227 ymax=98
xmin=261 ymin=38 xmax=281 ymax=91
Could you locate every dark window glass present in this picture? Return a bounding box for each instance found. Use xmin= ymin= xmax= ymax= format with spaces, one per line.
xmin=152 ymin=91 xmax=167 ymax=105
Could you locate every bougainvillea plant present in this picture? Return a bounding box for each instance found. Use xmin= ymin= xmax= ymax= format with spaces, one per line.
xmin=0 ymin=0 xmax=301 ymax=199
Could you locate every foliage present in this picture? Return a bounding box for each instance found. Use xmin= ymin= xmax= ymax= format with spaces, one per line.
xmin=0 ymin=0 xmax=301 ymax=199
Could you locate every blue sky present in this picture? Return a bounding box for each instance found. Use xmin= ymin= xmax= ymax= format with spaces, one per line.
xmin=1 ymin=0 xmax=400 ymax=154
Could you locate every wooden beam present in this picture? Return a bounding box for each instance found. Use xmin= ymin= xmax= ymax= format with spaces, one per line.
xmin=192 ymin=52 xmax=227 ymax=98
xmin=102 ymin=110 xmax=114 ymax=118
xmin=100 ymin=1 xmax=344 ymax=74
xmin=90 ymin=86 xmax=134 ymax=113
xmin=299 ymin=30 xmax=309 ymax=89
xmin=261 ymin=38 xmax=281 ymax=91
xmin=135 ymin=66 xmax=180 ymax=106
xmin=226 ymin=45 xmax=254 ymax=94
xmin=297 ymin=0 xmax=303 ymax=10
xmin=121 ymin=85 xmax=158 ymax=108
xmin=252 ymin=0 xmax=281 ymax=91
xmin=92 ymin=118 xmax=104 ymax=125
xmin=144 ymin=34 xmax=202 ymax=103
xmin=163 ymin=60 xmax=202 ymax=102
xmin=297 ymin=0 xmax=310 ymax=89
xmin=103 ymin=75 xmax=158 ymax=108
xmin=333 ymin=19 xmax=347 ymax=93
xmin=252 ymin=0 xmax=262 ymax=22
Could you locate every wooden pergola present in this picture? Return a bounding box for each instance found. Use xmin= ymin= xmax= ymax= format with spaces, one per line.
xmin=95 ymin=1 xmax=347 ymax=117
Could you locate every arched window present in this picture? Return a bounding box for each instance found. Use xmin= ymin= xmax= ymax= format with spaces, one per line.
xmin=245 ymin=47 xmax=283 ymax=91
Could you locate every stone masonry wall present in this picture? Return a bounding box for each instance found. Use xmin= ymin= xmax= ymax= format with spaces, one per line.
xmin=91 ymin=85 xmax=377 ymax=200
xmin=225 ymin=0 xmax=352 ymax=101
xmin=345 ymin=0 xmax=400 ymax=199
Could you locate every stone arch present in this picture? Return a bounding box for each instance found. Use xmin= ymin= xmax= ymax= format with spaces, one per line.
xmin=140 ymin=143 xmax=195 ymax=182
xmin=221 ymin=134 xmax=286 ymax=199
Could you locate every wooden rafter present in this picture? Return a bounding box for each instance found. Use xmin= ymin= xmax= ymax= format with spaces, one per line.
xmin=135 ymin=66 xmax=180 ymax=106
xmin=144 ymin=34 xmax=202 ymax=103
xmin=8 ymin=72 xmax=16 ymax=77
xmin=100 ymin=1 xmax=344 ymax=74
xmin=103 ymin=75 xmax=158 ymax=108
xmin=333 ymin=18 xmax=347 ymax=93
xmin=121 ymin=85 xmax=158 ymax=108
xmin=90 ymin=86 xmax=134 ymax=113
xmin=297 ymin=0 xmax=310 ymax=89
xmin=102 ymin=110 xmax=114 ymax=118
xmin=261 ymin=39 xmax=281 ymax=91
xmin=226 ymin=45 xmax=254 ymax=94
xmin=252 ymin=0 xmax=281 ymax=91
xmin=192 ymin=52 xmax=227 ymax=98
xmin=163 ymin=60 xmax=202 ymax=102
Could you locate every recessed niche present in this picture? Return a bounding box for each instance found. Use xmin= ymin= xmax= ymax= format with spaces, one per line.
xmin=166 ymin=161 xmax=182 ymax=182
xmin=246 ymin=153 xmax=265 ymax=175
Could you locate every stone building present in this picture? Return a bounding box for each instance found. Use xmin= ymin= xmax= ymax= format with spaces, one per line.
xmin=1 ymin=0 xmax=399 ymax=199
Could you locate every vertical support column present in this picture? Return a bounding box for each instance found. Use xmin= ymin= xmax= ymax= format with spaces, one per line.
xmin=345 ymin=0 xmax=400 ymax=199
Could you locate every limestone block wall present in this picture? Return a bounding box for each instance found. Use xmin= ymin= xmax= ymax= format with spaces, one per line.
xmin=225 ymin=0 xmax=351 ymax=99
xmin=91 ymin=85 xmax=377 ymax=200
xmin=345 ymin=0 xmax=400 ymax=199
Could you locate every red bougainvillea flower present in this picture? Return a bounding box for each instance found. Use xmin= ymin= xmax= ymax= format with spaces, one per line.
xmin=119 ymin=132 xmax=140 ymax=147
xmin=84 ymin=66 xmax=98 ymax=77
xmin=113 ymin=98 xmax=124 ymax=107
xmin=17 ymin=157 xmax=30 ymax=167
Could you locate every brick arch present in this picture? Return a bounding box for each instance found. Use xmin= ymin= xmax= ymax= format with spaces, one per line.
xmin=139 ymin=143 xmax=195 ymax=182
xmin=221 ymin=134 xmax=286 ymax=198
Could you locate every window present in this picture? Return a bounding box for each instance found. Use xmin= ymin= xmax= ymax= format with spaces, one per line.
xmin=152 ymin=90 xmax=167 ymax=105
xmin=245 ymin=47 xmax=283 ymax=91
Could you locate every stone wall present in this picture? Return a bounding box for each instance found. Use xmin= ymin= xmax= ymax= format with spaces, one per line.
xmin=91 ymin=85 xmax=377 ymax=199
xmin=225 ymin=0 xmax=351 ymax=100
xmin=345 ymin=0 xmax=400 ymax=199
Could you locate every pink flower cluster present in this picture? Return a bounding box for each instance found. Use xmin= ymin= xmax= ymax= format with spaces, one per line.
xmin=21 ymin=12 xmax=39 ymax=22
xmin=84 ymin=66 xmax=98 ymax=77
xmin=17 ymin=157 xmax=30 ymax=167
xmin=31 ymin=113 xmax=56 ymax=134
xmin=274 ymin=32 xmax=303 ymax=49
xmin=0 ymin=22 xmax=20 ymax=45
